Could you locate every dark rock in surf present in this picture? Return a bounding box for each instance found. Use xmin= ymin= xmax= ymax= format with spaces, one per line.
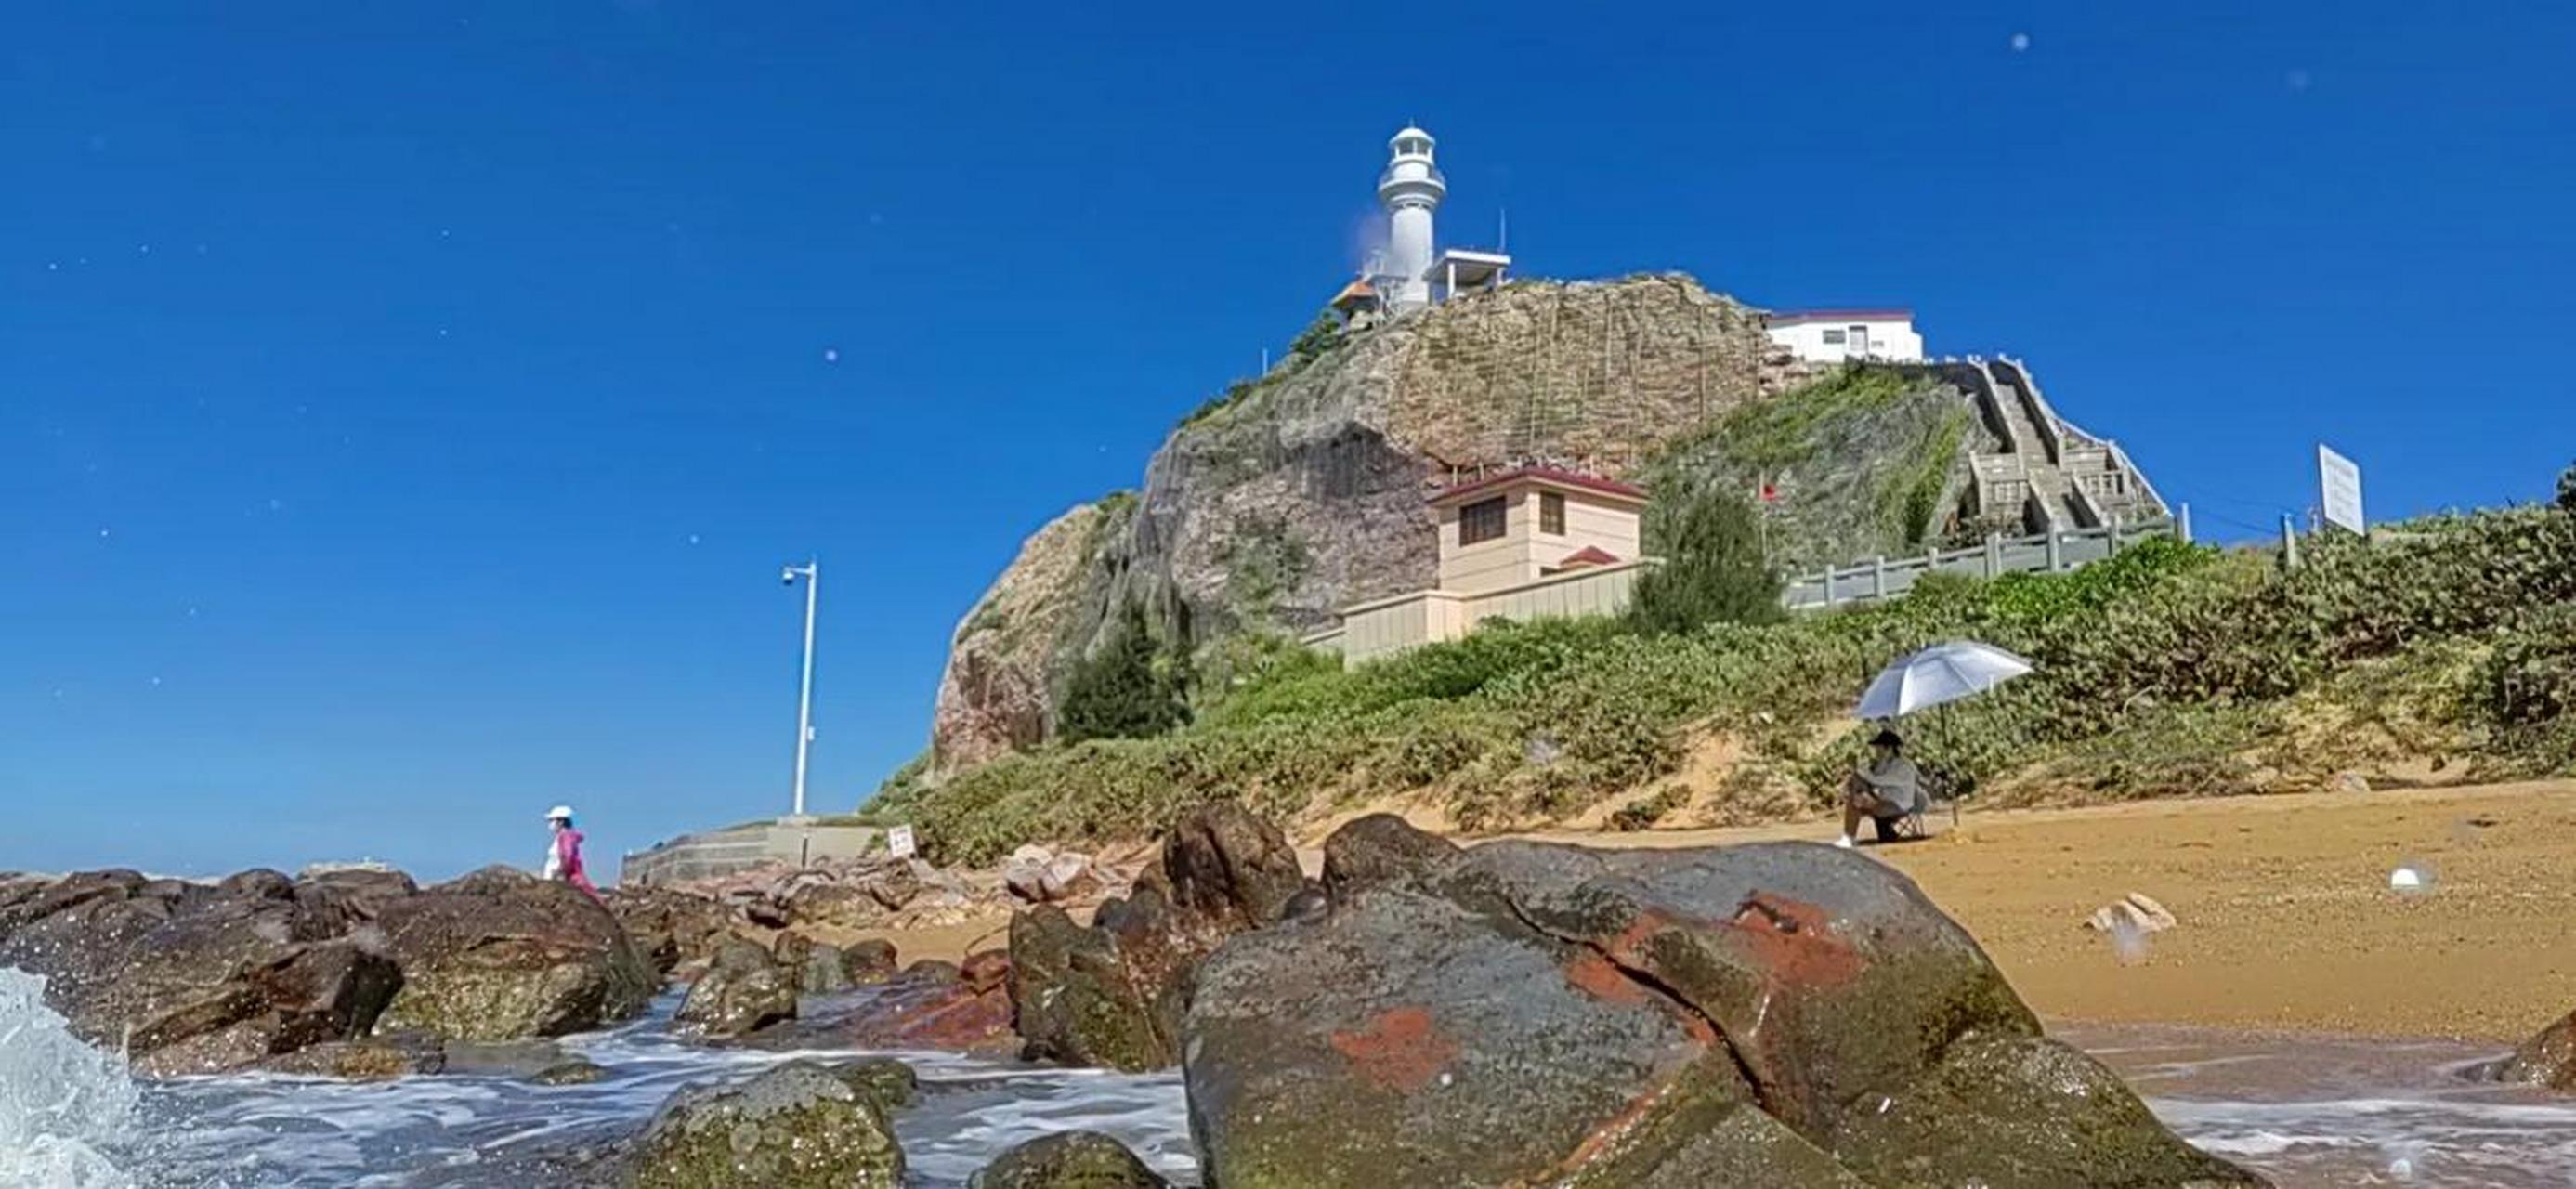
xmin=969 ymin=1130 xmax=1170 ymax=1188
xmin=629 ymin=1060 xmax=903 ymax=1188
xmin=2497 ymin=1008 xmax=2576 ymax=1091
xmin=1183 ymin=840 xmax=2265 ymax=1188
xmin=675 ymin=936 xmax=797 ymax=1039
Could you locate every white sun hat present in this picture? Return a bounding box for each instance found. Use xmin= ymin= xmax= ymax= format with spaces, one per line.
xmin=544 ymin=804 xmax=576 ymax=821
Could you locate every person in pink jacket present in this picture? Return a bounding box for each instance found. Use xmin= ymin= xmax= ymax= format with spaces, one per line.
xmin=543 ymin=804 xmax=603 ymax=903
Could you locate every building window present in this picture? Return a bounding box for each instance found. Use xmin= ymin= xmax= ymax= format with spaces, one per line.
xmin=1849 ymin=325 xmax=1870 ymax=352
xmin=1821 ymin=329 xmax=1846 ymax=345
xmin=1539 ymin=491 xmax=1566 ymax=535
xmin=1459 ymin=496 xmax=1507 ymax=546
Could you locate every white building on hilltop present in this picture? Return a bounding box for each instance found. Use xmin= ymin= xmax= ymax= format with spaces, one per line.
xmin=1342 ymin=125 xmax=1512 ymax=320
xmin=1765 ymin=308 xmax=1925 ymax=363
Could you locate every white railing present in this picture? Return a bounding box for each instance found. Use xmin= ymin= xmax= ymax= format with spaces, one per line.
xmin=1781 ymin=519 xmax=2178 ymax=610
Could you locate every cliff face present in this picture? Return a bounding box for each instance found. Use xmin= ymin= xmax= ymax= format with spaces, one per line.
xmin=930 ymin=274 xmax=1802 ymax=771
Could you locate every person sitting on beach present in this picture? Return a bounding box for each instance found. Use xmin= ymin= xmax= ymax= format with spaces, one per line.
xmin=1836 ymin=728 xmax=1924 ymax=848
xmin=542 ymin=804 xmax=603 ymax=902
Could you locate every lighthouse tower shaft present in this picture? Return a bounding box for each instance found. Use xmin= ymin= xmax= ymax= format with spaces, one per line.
xmin=1377 ymin=127 xmax=1446 ymax=312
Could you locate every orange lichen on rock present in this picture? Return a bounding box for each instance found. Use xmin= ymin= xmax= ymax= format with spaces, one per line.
xmin=1327 ymin=1005 xmax=1458 ymax=1091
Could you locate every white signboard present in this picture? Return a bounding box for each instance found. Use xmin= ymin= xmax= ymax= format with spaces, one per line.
xmin=2318 ymin=444 xmax=2366 ymax=534
xmin=884 ymin=825 xmax=917 ymax=859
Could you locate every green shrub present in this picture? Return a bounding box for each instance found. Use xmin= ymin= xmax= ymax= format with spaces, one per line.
xmin=2479 ymin=604 xmax=2576 ymax=727
xmin=1288 ymin=310 xmax=1341 ymax=359
xmin=2557 ymin=462 xmax=2576 ymax=515
xmin=1056 ymin=601 xmax=1187 ymax=743
xmin=904 ymin=506 xmax=2576 ymax=866
xmin=1628 ymin=485 xmax=1784 ymax=634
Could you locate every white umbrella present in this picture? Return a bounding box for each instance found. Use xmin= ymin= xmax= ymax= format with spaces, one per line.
xmin=1855 ymin=640 xmax=2033 ymax=720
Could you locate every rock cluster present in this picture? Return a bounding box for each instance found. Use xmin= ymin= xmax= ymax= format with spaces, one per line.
xmin=1181 ymin=817 xmax=2265 ymax=1188
xmin=1008 ymin=802 xmax=1313 ymax=1071
xmin=0 ymin=864 xmax=654 ymax=1076
xmin=1001 ymin=843 xmax=1105 ymax=905
xmin=673 ymin=855 xmax=1029 ymax=934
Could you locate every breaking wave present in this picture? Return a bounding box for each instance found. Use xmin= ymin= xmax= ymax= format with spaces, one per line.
xmin=0 ymin=967 xmax=137 ymax=1189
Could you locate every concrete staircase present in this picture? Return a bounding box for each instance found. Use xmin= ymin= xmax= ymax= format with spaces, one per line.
xmin=1981 ymin=361 xmax=2076 ymax=530
xmin=1989 ymin=358 xmax=2166 ymax=528
xmin=1939 ymin=357 xmax=2166 ymax=533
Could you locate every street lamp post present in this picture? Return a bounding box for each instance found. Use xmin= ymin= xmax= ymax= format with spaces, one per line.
xmin=780 ymin=559 xmax=819 ymax=819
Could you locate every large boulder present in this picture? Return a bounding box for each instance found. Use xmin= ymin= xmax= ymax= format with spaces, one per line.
xmin=0 ymin=870 xmax=404 ymax=1076
xmin=1010 ymin=905 xmax=1170 ymax=1071
xmin=1320 ymin=813 xmax=1459 ymax=905
xmin=2497 ymin=1008 xmax=2576 ymax=1091
xmin=1183 ymin=840 xmax=2263 ymax=1188
xmin=374 ymin=866 xmax=655 ymax=1041
xmin=629 ymin=1061 xmax=903 ymax=1188
xmin=676 ymin=937 xmax=798 ymax=1039
xmin=1153 ymin=802 xmax=1304 ymax=931
xmin=1004 ymin=804 xmax=1303 ymax=1071
xmin=969 ymin=1131 xmax=1170 ymax=1188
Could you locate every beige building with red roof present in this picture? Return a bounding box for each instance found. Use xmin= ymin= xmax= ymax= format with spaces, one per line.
xmin=1306 ymin=467 xmax=1654 ymax=664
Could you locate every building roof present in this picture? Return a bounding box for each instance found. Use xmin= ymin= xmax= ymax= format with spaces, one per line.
xmin=1766 ymin=308 xmax=1914 ymax=327
xmin=1555 ymin=545 xmax=1622 ymax=568
xmin=1329 ymin=278 xmax=1378 ymax=308
xmin=1431 ymin=465 xmax=1648 ymax=507
xmin=1426 ymin=248 xmax=1511 ymax=284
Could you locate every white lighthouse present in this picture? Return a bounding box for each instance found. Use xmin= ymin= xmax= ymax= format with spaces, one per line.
xmin=1377 ymin=126 xmax=1445 ymax=312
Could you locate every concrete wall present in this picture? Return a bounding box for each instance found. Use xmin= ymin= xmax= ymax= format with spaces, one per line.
xmin=1336 ymin=561 xmax=1650 ymax=666
xmin=1767 ymin=318 xmax=1924 ymax=363
xmin=620 ymin=818 xmax=884 ymax=886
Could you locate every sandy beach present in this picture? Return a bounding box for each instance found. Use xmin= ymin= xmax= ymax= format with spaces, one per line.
xmin=1509 ymin=779 xmax=2576 ymax=1042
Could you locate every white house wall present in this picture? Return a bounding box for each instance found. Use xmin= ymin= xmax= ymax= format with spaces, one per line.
xmin=1767 ymin=319 xmax=1923 ymax=363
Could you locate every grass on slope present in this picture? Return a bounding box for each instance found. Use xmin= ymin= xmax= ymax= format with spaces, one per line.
xmin=879 ymin=506 xmax=2576 ymax=866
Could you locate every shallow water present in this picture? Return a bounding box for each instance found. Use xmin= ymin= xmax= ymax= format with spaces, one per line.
xmin=117 ymin=993 xmax=1197 ymax=1188
xmin=11 ymin=972 xmax=2574 ymax=1188
xmin=2069 ymin=1022 xmax=2576 ymax=1187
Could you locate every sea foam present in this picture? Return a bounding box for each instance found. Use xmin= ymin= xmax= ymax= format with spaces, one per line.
xmin=0 ymin=967 xmax=137 ymax=1189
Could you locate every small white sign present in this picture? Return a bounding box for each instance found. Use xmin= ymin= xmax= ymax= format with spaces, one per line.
xmin=2318 ymin=443 xmax=2366 ymax=534
xmin=884 ymin=825 xmax=917 ymax=859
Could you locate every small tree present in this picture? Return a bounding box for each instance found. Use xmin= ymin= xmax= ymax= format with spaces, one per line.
xmin=1628 ymin=485 xmax=1785 ymax=634
xmin=2556 ymin=461 xmax=2576 ymax=516
xmin=1056 ymin=601 xmax=1187 ymax=743
xmin=1288 ymin=309 xmax=1341 ymax=360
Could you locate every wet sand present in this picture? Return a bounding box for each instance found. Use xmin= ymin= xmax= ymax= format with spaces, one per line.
xmin=1507 ymin=779 xmax=2576 ymax=1042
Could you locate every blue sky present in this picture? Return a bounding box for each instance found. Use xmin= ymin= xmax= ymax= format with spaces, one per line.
xmin=7 ymin=3 xmax=2570 ymax=880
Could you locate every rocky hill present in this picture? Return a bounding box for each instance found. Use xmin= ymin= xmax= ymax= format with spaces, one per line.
xmin=928 ymin=273 xmax=2000 ymax=772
